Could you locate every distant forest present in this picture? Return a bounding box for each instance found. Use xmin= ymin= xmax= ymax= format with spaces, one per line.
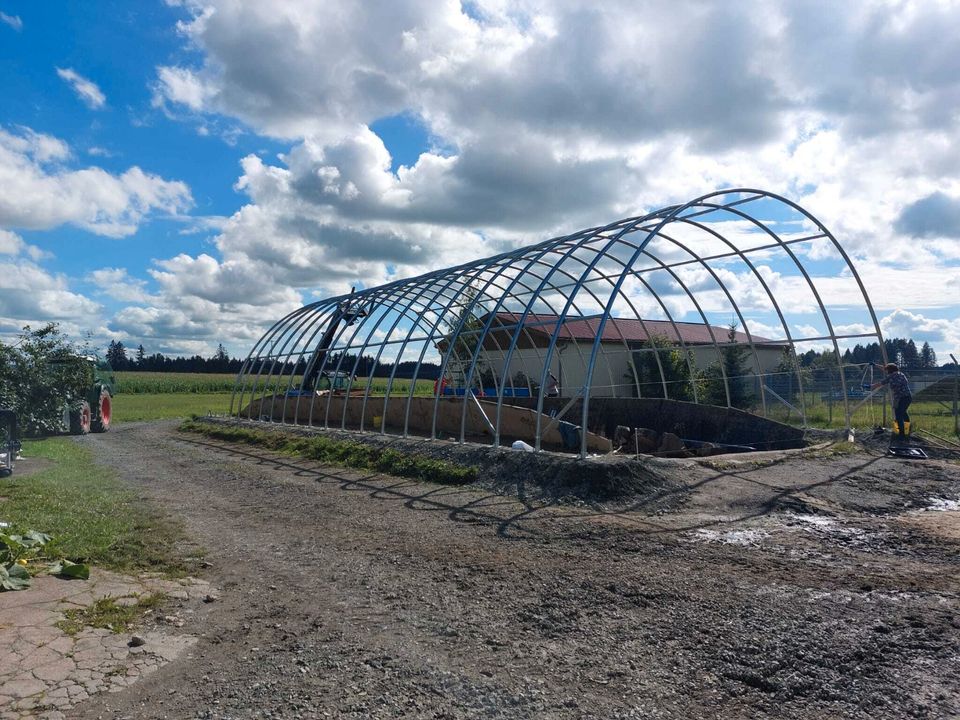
xmin=107 ymin=336 xmax=955 ymax=377
xmin=798 ymin=337 xmax=949 ymax=371
xmin=105 ymin=341 xmax=443 ymax=379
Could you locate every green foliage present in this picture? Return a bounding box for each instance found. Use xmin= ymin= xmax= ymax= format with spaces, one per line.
xmin=698 ymin=323 xmax=755 ymax=409
xmin=629 ymin=334 xmax=697 ymax=400
xmin=441 ymin=281 xmax=494 ymax=389
xmin=0 ymin=563 xmax=30 ymax=591
xmin=114 ymin=371 xmax=239 ymax=394
xmin=0 ymin=528 xmax=91 ymax=591
xmin=181 ymin=420 xmax=478 ymax=484
xmin=112 ymin=372 xmax=435 ymax=397
xmin=58 ymin=592 xmax=167 ymax=635
xmin=0 ymin=324 xmax=94 ymax=435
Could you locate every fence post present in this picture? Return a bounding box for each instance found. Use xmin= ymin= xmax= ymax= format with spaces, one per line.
xmin=951 ymin=354 xmax=959 ymax=437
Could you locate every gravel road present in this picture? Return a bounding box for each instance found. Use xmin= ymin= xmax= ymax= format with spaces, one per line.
xmin=72 ymin=421 xmax=960 ymax=720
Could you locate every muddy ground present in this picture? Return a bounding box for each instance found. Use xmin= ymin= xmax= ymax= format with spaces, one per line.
xmin=68 ymin=421 xmax=959 ymax=720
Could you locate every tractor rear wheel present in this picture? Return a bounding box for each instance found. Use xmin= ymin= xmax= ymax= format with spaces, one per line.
xmin=70 ymin=400 xmax=92 ymax=435
xmin=92 ymin=390 xmax=112 ymax=433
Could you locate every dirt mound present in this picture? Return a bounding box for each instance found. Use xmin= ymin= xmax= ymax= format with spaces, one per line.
xmin=199 ymin=417 xmax=687 ymax=507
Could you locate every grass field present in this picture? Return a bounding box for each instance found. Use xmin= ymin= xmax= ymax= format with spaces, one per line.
xmin=111 ymin=392 xmax=234 ymax=422
xmin=113 ymin=371 xmax=435 ymax=396
xmin=114 ymin=371 xmax=238 ymax=394
xmin=1 ymin=438 xmax=196 ymax=574
xmin=108 ymin=372 xmax=958 ymax=437
xmin=764 ymin=394 xmax=959 ymax=438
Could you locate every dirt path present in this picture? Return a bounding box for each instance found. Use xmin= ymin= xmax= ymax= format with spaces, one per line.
xmin=71 ymin=422 xmax=960 ymax=719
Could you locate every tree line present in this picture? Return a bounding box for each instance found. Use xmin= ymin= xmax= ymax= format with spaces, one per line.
xmin=106 ymin=341 xmax=442 ymax=379
xmin=106 ymin=341 xmax=243 ymax=373
xmin=799 ymin=337 xmax=944 ymax=371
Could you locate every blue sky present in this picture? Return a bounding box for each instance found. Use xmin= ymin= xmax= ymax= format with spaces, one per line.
xmin=1 ymin=0 xmax=958 ymax=362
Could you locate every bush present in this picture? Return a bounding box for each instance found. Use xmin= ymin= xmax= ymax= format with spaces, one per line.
xmin=0 ymin=324 xmax=93 ymax=436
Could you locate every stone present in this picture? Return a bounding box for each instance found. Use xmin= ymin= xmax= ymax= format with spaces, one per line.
xmin=658 ymin=432 xmax=685 ymax=453
xmin=0 ymin=676 xmax=45 ymax=699
xmin=632 ymin=428 xmax=659 ymax=453
xmin=32 ymin=658 xmax=75 ymax=683
xmin=128 ymin=636 xmax=146 ymax=648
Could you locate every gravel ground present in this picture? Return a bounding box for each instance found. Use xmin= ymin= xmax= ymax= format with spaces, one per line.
xmin=71 ymin=421 xmax=960 ymax=720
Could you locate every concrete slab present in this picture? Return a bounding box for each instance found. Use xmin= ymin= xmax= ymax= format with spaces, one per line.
xmin=0 ymin=568 xmax=211 ymax=718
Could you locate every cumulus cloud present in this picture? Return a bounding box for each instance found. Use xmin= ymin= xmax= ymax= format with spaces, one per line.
xmin=87 ymin=268 xmax=153 ymax=303
xmin=0 ymin=258 xmax=101 ymax=323
xmin=56 ymin=67 xmax=107 ymax=110
xmin=152 ymin=66 xmax=216 ymax=111
xmin=116 ymin=0 xmax=960 ymax=355
xmin=0 ymin=11 xmax=21 ymax=31
xmin=895 ymin=192 xmax=960 ymax=238
xmin=0 ymin=229 xmax=48 ymax=261
xmin=0 ymin=126 xmax=192 ymax=237
xmin=880 ymin=308 xmax=960 ymax=360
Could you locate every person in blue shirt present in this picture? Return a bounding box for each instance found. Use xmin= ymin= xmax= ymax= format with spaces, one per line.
xmin=872 ymin=363 xmax=912 ymax=439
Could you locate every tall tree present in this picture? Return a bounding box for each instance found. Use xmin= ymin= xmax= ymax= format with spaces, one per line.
xmin=902 ymin=339 xmax=920 ymax=370
xmin=699 ymin=323 xmax=755 ymax=409
xmin=106 ymin=340 xmax=128 ymax=370
xmin=919 ymin=341 xmax=937 ymax=369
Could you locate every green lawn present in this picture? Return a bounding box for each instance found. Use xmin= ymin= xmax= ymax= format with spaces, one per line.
xmin=1 ymin=438 xmax=196 ymax=574
xmin=112 ymin=392 xmax=234 ymax=422
xmin=762 ymin=395 xmax=959 ymax=438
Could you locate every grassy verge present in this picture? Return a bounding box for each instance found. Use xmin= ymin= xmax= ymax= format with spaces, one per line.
xmin=0 ymin=438 xmax=197 ymax=575
xmin=112 ymin=392 xmax=233 ymax=423
xmin=181 ymin=419 xmax=478 ymax=485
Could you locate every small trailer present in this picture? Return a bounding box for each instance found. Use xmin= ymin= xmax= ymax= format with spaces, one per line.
xmin=1 ymin=408 xmax=20 ymax=476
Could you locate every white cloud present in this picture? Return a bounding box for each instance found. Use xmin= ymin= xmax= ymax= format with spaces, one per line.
xmin=152 ymin=66 xmax=215 ymax=111
xmin=87 ymin=268 xmax=153 ymax=303
xmin=0 ymin=126 xmax=192 ymax=237
xmin=100 ymin=0 xmax=960 ymax=357
xmin=881 ymin=308 xmax=960 ymax=348
xmin=0 ymin=258 xmax=101 ymax=323
xmin=56 ymin=67 xmax=107 ymax=110
xmin=0 ymin=11 xmax=22 ymax=31
xmin=0 ymin=229 xmax=48 ymax=261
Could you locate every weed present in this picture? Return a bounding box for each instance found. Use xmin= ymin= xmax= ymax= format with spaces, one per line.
xmin=57 ymin=592 xmax=167 ymax=635
xmin=181 ymin=420 xmax=478 ymax=484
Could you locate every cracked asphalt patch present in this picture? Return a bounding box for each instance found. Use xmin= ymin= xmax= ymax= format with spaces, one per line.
xmin=0 ymin=569 xmax=210 ymax=719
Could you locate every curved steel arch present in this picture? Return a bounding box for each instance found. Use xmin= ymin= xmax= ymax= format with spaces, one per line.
xmin=234 ymin=189 xmax=887 ymax=456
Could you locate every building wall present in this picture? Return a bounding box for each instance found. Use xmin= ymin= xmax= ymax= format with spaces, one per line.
xmin=482 ymin=341 xmax=787 ymax=399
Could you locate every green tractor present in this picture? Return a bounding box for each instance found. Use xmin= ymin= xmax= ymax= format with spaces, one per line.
xmin=63 ymin=357 xmax=114 ymax=435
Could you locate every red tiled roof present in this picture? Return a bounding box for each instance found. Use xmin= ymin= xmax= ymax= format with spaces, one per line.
xmin=486 ymin=312 xmax=782 ymax=346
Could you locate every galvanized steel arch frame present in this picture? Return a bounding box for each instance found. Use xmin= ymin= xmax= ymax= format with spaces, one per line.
xmin=232 ymin=189 xmax=887 ymax=456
